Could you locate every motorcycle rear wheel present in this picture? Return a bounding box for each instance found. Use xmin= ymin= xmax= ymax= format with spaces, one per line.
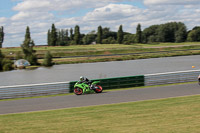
xmin=74 ymin=88 xmax=83 ymax=95
xmin=94 ymin=85 xmax=103 ymax=93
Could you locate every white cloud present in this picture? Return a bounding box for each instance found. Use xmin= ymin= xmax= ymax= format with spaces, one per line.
xmin=0 ymin=17 xmax=7 ymax=25
xmin=2 ymin=0 xmax=200 ymax=47
xmin=11 ymin=11 xmax=54 ymax=21
xmin=144 ymin=0 xmax=200 ymax=5
xmin=13 ymin=0 xmax=134 ymax=12
xmin=56 ymin=18 xmax=80 ymax=28
xmin=13 ymin=0 xmax=51 ymax=11
xmin=83 ymin=4 xmax=142 ymax=21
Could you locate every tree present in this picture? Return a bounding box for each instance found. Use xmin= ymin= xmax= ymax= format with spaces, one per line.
xmin=49 ymin=24 xmax=57 ymax=46
xmin=74 ymin=25 xmax=81 ymax=44
xmin=0 ymin=49 xmax=13 ymax=71
xmin=70 ymin=28 xmax=73 ymax=41
xmin=117 ymin=25 xmax=124 ymax=44
xmin=175 ymin=22 xmax=187 ymax=42
xmin=143 ymin=22 xmax=187 ymax=43
xmin=101 ymin=27 xmax=117 ymax=44
xmin=0 ymin=50 xmax=4 ymax=70
xmin=135 ymin=23 xmax=142 ymax=43
xmin=142 ymin=25 xmax=159 ymax=43
xmin=21 ymin=26 xmax=38 ymax=65
xmin=57 ymin=29 xmax=66 ymax=46
xmin=97 ymin=26 xmax=103 ymax=44
xmin=83 ymin=31 xmax=96 ymax=45
xmin=43 ymin=51 xmax=53 ymax=66
xmin=47 ymin=30 xmax=51 ymax=46
xmin=187 ymin=27 xmax=200 ymax=42
xmin=0 ymin=26 xmax=4 ymax=48
xmin=123 ymin=34 xmax=135 ymax=44
xmin=102 ymin=37 xmax=116 ymax=44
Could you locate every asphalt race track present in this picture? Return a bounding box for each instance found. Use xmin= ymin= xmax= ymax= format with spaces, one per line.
xmin=0 ymin=83 xmax=200 ymax=115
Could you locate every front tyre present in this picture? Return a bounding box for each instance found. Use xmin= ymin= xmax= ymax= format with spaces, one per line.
xmin=94 ymin=85 xmax=103 ymax=93
xmin=74 ymin=88 xmax=83 ymax=95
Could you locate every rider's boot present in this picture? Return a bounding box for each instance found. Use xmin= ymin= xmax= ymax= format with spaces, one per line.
xmin=90 ymin=85 xmax=95 ymax=90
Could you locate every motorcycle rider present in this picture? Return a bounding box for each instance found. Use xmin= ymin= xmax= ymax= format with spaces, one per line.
xmin=79 ymin=76 xmax=94 ymax=89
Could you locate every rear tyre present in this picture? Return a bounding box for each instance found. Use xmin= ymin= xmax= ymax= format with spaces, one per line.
xmin=94 ymin=85 xmax=103 ymax=93
xmin=74 ymin=88 xmax=83 ymax=95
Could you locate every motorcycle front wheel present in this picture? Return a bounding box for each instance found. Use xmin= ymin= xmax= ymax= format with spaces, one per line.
xmin=74 ymin=88 xmax=83 ymax=95
xmin=94 ymin=85 xmax=103 ymax=93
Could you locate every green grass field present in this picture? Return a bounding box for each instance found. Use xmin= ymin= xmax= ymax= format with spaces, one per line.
xmin=2 ymin=42 xmax=200 ymax=65
xmin=1 ymin=95 xmax=200 ymax=133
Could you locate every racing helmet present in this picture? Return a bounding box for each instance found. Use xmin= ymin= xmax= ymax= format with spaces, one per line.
xmin=80 ymin=76 xmax=85 ymax=81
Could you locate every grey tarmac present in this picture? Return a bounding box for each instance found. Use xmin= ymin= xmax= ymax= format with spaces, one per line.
xmin=0 ymin=83 xmax=200 ymax=115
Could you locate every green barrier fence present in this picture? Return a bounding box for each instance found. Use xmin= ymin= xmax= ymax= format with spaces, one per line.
xmin=69 ymin=75 xmax=144 ymax=93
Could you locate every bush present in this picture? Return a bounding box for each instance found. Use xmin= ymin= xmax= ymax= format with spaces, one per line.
xmin=27 ymin=54 xmax=38 ymax=65
xmin=43 ymin=51 xmax=53 ymax=67
xmin=2 ymin=58 xmax=13 ymax=71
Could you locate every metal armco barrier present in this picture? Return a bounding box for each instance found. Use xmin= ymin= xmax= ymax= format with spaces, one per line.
xmin=0 ymin=82 xmax=69 ymax=99
xmin=1 ymin=70 xmax=199 ymax=99
xmin=69 ymin=75 xmax=145 ymax=92
xmin=145 ymin=70 xmax=200 ymax=86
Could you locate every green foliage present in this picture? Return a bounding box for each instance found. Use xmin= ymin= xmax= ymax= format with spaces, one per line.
xmin=16 ymin=51 xmax=23 ymax=60
xmin=70 ymin=28 xmax=73 ymax=41
xmin=48 ymin=24 xmax=57 ymax=46
xmin=143 ymin=22 xmax=187 ymax=43
xmin=74 ymin=25 xmax=81 ymax=44
xmin=143 ymin=25 xmax=159 ymax=43
xmin=57 ymin=29 xmax=69 ymax=46
xmin=0 ymin=26 xmax=4 ymax=48
xmin=43 ymin=51 xmax=53 ymax=67
xmin=0 ymin=50 xmax=13 ymax=71
xmin=21 ymin=26 xmax=38 ymax=65
xmin=102 ymin=37 xmax=117 ymax=44
xmin=175 ymin=24 xmax=187 ymax=42
xmin=135 ymin=23 xmax=142 ymax=43
xmin=102 ymin=27 xmax=117 ymax=40
xmin=117 ymin=25 xmax=124 ymax=44
xmin=187 ymin=26 xmax=200 ymax=42
xmin=0 ymin=50 xmax=4 ymax=70
xmin=45 ymin=21 xmax=200 ymax=46
xmin=97 ymin=26 xmax=103 ymax=44
xmin=47 ymin=30 xmax=51 ymax=46
xmin=48 ymin=24 xmax=71 ymax=46
xmin=2 ymin=58 xmax=13 ymax=71
xmin=83 ymin=32 xmax=96 ymax=44
xmin=123 ymin=34 xmax=135 ymax=44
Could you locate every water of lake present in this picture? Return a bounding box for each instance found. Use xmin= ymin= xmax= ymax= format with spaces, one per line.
xmin=0 ymin=55 xmax=200 ymax=86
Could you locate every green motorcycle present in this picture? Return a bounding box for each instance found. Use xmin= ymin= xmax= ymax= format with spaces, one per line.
xmin=74 ymin=81 xmax=103 ymax=95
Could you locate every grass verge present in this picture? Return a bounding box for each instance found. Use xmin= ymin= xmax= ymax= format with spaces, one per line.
xmin=3 ymin=43 xmax=200 ymax=65
xmin=0 ymin=95 xmax=200 ymax=133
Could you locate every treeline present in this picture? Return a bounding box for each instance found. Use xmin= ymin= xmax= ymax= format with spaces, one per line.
xmin=47 ymin=22 xmax=200 ymax=46
xmin=143 ymin=22 xmax=187 ymax=43
xmin=47 ymin=24 xmax=121 ymax=46
xmin=1 ymin=21 xmax=200 ymax=48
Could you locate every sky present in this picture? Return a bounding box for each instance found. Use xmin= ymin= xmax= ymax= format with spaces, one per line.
xmin=0 ymin=0 xmax=200 ymax=47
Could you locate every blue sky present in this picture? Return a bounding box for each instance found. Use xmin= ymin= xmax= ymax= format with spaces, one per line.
xmin=0 ymin=0 xmax=200 ymax=47
xmin=0 ymin=1 xmax=17 ymax=17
